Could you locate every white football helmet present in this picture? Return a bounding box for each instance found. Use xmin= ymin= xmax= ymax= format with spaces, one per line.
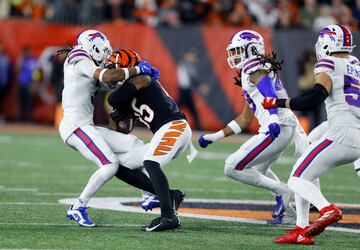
xmin=227 ymin=30 xmax=265 ymax=69
xmin=315 ymin=24 xmax=355 ymax=60
xmin=77 ymin=29 xmax=112 ymax=66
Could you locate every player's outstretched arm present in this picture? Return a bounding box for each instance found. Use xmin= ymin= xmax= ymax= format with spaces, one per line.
xmin=94 ymin=61 xmax=153 ymax=87
xmin=198 ymin=103 xmax=254 ymax=148
xmin=262 ymin=73 xmax=332 ymax=111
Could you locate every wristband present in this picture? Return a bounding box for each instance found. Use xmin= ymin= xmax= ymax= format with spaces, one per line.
xmin=269 ymin=114 xmax=279 ymax=124
xmin=99 ymin=69 xmax=108 ymax=83
xmin=123 ymin=68 xmax=130 ymax=80
xmin=227 ymin=120 xmax=242 ymax=134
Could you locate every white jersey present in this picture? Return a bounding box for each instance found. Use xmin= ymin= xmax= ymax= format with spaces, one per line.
xmin=59 ymin=46 xmax=100 ymax=142
xmin=314 ymin=55 xmax=360 ymax=148
xmin=241 ymin=56 xmax=298 ymax=133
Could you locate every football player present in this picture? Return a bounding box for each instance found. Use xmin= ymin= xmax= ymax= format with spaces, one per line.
xmin=59 ymin=29 xmax=156 ymax=227
xmin=107 ymin=50 xmax=193 ymax=232
xmin=308 ymin=120 xmax=360 ymax=178
xmin=262 ymin=24 xmax=360 ymax=244
xmin=198 ymin=30 xmax=308 ymax=224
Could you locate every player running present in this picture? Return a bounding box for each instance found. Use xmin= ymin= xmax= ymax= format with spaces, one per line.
xmin=59 ymin=29 xmax=156 ymax=227
xmin=262 ymin=24 xmax=360 ymax=244
xmin=107 ymin=49 xmax=193 ymax=232
xmin=198 ymin=30 xmax=307 ymax=224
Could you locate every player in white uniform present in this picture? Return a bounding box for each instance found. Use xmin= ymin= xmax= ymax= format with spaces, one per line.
xmin=308 ymin=120 xmax=360 ymax=177
xmin=263 ymin=24 xmax=360 ymax=245
xmin=198 ymin=30 xmax=307 ymax=224
xmin=59 ymin=29 xmax=155 ymax=227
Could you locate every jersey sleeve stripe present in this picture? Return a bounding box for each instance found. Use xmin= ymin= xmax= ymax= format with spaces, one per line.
xmin=68 ymin=49 xmax=88 ymax=58
xmin=315 ymin=63 xmax=334 ymax=70
xmin=243 ymin=58 xmax=259 ymax=68
xmin=68 ymin=52 xmax=91 ymax=63
xmin=318 ymin=59 xmax=334 ymax=65
xmin=243 ymin=61 xmax=260 ymax=74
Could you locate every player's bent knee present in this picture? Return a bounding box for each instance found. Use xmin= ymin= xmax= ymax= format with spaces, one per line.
xmin=224 ymin=163 xmax=236 ymax=177
xmin=101 ymin=162 xmax=119 ymax=181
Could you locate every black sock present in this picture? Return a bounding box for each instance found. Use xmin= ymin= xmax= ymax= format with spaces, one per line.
xmin=115 ymin=165 xmax=156 ymax=194
xmin=144 ymin=160 xmax=174 ymax=219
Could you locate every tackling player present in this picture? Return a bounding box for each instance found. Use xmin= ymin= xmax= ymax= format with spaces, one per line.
xmin=59 ymin=29 xmax=155 ymax=227
xmin=107 ymin=50 xmax=192 ymax=232
xmin=262 ymin=24 xmax=360 ymax=244
xmin=198 ymin=30 xmax=307 ymax=224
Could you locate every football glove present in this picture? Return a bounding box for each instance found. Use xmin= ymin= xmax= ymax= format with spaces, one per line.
xmin=151 ymin=67 xmax=160 ymax=80
xmin=267 ymin=123 xmax=280 ymax=139
xmin=262 ymin=97 xmax=278 ymax=109
xmin=198 ymin=135 xmax=212 ymax=148
xmin=137 ymin=60 xmax=152 ymax=75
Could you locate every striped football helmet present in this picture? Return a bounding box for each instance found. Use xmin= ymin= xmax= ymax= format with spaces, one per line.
xmin=227 ymin=30 xmax=265 ymax=69
xmin=315 ymin=24 xmax=355 ymax=60
xmin=77 ymin=29 xmax=112 ymax=66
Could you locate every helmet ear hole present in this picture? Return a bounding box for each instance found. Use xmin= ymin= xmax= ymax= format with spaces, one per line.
xmin=95 ymin=47 xmax=99 ymax=53
xmin=323 ymin=45 xmax=328 ymax=49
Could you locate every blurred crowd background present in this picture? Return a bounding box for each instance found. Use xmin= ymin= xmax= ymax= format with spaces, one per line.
xmin=0 ymin=0 xmax=359 ymax=133
xmin=0 ymin=0 xmax=359 ymax=30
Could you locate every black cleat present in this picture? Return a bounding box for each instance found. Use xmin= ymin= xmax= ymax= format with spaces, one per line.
xmin=170 ymin=189 xmax=185 ymax=212
xmin=142 ymin=216 xmax=181 ymax=232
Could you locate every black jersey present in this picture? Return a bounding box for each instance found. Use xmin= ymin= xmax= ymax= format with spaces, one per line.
xmin=130 ymin=79 xmax=185 ymax=133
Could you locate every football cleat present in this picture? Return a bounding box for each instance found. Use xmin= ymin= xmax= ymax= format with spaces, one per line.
xmin=275 ymin=226 xmax=314 ymax=245
xmin=141 ymin=190 xmax=185 ymax=212
xmin=141 ymin=195 xmax=160 ymax=211
xmin=66 ymin=206 xmax=95 ymax=227
xmin=304 ymin=204 xmax=342 ymax=237
xmin=170 ymin=189 xmax=186 ymax=212
xmin=142 ymin=216 xmax=181 ymax=232
xmin=272 ymin=195 xmax=285 ymax=218
xmin=267 ymin=214 xmax=284 ymax=225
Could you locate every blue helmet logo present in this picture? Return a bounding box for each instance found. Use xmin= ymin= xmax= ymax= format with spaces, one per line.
xmin=240 ymin=32 xmax=260 ymax=41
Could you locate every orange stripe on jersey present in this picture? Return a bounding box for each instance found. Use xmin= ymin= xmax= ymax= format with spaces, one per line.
xmin=159 ymin=137 xmax=177 ymax=146
xmin=153 ymin=145 xmax=172 ymax=155
xmin=169 ymin=122 xmax=187 ymax=132
xmin=164 ymin=131 xmax=181 ymax=137
xmin=171 ymin=121 xmax=183 ymax=125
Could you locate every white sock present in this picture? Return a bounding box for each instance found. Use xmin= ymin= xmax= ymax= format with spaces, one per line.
xmin=295 ymin=193 xmax=310 ymax=228
xmin=288 ymin=176 xmax=330 ymax=211
xmin=265 ymin=169 xmax=281 ymax=197
xmin=225 ymin=167 xmax=285 ymax=195
xmin=73 ymin=163 xmax=118 ymax=209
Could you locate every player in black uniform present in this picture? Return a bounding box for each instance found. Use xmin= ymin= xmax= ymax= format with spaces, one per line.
xmin=107 ymin=49 xmax=193 ymax=232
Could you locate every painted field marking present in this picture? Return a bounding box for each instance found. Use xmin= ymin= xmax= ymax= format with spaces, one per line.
xmin=58 ymin=197 xmax=360 ymax=234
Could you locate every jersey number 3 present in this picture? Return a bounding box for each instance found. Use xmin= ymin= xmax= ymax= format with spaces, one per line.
xmin=131 ymin=98 xmax=154 ymax=128
xmin=344 ymin=75 xmax=360 ymax=107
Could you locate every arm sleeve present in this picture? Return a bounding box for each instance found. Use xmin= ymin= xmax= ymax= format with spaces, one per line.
xmin=108 ymin=82 xmax=137 ymax=108
xmin=256 ymin=75 xmax=279 ymax=115
xmin=286 ymin=83 xmax=329 ymax=111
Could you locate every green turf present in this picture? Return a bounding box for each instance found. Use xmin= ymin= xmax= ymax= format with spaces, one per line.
xmin=0 ymin=131 xmax=359 ymax=249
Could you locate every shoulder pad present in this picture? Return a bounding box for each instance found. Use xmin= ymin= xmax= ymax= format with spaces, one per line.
xmin=67 ymin=48 xmax=91 ymax=64
xmin=314 ymin=57 xmax=335 ymax=75
xmin=242 ymin=57 xmax=269 ymax=75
